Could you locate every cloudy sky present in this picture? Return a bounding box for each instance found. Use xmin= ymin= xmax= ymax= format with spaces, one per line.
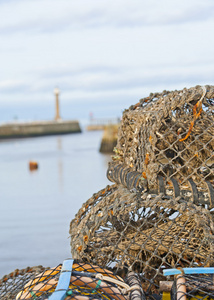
xmin=0 ymin=0 xmax=214 ymax=120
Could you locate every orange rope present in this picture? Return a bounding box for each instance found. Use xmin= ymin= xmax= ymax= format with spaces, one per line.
xmin=179 ymin=86 xmax=206 ymax=142
xmin=145 ymin=153 xmax=149 ymax=165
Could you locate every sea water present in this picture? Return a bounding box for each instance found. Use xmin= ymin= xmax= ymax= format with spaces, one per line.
xmin=0 ymin=130 xmax=111 ymax=277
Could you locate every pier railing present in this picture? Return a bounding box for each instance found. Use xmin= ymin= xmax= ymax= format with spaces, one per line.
xmin=88 ymin=117 xmax=120 ymax=126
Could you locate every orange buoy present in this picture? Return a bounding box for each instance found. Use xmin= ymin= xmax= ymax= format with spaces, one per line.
xmin=29 ymin=161 xmax=39 ymax=171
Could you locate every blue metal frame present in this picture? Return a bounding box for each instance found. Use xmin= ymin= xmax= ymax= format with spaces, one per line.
xmin=48 ymin=258 xmax=74 ymax=300
xmin=163 ymin=267 xmax=214 ymax=276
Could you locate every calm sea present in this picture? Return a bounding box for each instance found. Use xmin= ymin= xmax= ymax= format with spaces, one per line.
xmin=0 ymin=130 xmax=111 ymax=277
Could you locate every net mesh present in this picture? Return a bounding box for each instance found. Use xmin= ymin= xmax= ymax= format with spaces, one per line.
xmin=113 ymin=85 xmax=214 ymax=190
xmin=0 ymin=266 xmax=47 ymax=300
xmin=0 ymin=261 xmax=128 ymax=300
xmin=170 ymin=273 xmax=214 ymax=300
xmin=69 ymin=85 xmax=214 ymax=296
xmin=70 ymin=185 xmax=214 ymax=294
xmin=2 ymin=84 xmax=214 ymax=299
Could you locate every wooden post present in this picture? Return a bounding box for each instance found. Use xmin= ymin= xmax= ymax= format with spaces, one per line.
xmin=54 ymin=87 xmax=61 ymax=121
xmin=176 ymin=275 xmax=186 ymax=300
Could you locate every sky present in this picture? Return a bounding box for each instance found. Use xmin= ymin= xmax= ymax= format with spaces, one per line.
xmin=0 ymin=0 xmax=214 ymax=121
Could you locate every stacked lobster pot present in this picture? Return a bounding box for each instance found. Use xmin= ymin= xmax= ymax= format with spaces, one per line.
xmin=70 ymin=85 xmax=214 ymax=296
xmin=1 ymin=85 xmax=214 ymax=300
xmin=0 ymin=259 xmax=145 ymax=300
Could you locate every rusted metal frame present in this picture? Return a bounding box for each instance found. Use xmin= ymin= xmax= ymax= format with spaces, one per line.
xmin=107 ymin=163 xmax=214 ymax=208
xmin=204 ymin=181 xmax=214 ymax=207
xmin=126 ymin=171 xmax=140 ymax=190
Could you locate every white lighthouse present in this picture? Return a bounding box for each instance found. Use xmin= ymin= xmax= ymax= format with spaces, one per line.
xmin=54 ymin=87 xmax=61 ymax=121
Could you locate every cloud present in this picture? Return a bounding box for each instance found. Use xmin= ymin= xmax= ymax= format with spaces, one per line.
xmin=0 ymin=0 xmax=214 ymax=36
xmin=39 ymin=65 xmax=121 ymax=80
xmin=0 ymin=0 xmax=214 ymax=109
xmin=38 ymin=59 xmax=214 ymax=91
xmin=0 ymin=80 xmax=28 ymax=93
xmin=1 ymin=60 xmax=213 ymax=104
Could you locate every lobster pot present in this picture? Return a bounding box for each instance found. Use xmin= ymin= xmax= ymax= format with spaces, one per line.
xmin=170 ymin=273 xmax=214 ymax=300
xmin=70 ymin=184 xmax=214 ymax=294
xmin=0 ymin=259 xmax=129 ymax=300
xmin=0 ymin=266 xmax=47 ymax=300
xmin=113 ymin=85 xmax=214 ymax=190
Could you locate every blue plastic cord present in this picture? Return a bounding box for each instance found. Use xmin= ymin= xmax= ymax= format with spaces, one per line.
xmin=163 ymin=267 xmax=214 ymax=276
xmin=48 ymin=258 xmax=74 ymax=300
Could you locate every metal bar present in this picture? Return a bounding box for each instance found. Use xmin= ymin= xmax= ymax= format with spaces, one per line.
xmin=48 ymin=258 xmax=74 ymax=300
xmin=163 ymin=268 xmax=214 ymax=276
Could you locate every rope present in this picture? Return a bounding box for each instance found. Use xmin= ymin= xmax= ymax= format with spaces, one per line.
xmin=95 ymin=273 xmax=141 ymax=294
xmin=96 ymin=274 xmax=130 ymax=291
xmin=179 ymin=86 xmax=207 ymax=142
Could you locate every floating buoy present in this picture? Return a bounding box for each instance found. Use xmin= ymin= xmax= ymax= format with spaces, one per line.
xmin=29 ymin=161 xmax=38 ymax=171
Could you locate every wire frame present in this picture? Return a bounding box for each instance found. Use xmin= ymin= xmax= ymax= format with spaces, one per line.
xmin=106 ymin=162 xmax=214 ymax=208
xmin=70 ymin=184 xmax=214 ymax=295
xmin=0 ymin=260 xmax=128 ymax=300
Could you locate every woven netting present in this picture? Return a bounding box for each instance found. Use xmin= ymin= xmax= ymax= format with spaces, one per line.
xmin=0 ymin=266 xmax=47 ymax=300
xmin=113 ymin=85 xmax=214 ymax=189
xmin=0 ymin=260 xmax=131 ymax=300
xmin=70 ymin=184 xmax=214 ymax=295
xmin=170 ymin=273 xmax=214 ymax=300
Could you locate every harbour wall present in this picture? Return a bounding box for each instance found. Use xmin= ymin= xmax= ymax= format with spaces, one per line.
xmin=0 ymin=120 xmax=81 ymax=139
xmin=99 ymin=124 xmax=118 ymax=153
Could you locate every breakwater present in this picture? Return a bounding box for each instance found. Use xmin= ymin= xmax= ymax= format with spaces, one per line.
xmin=99 ymin=124 xmax=118 ymax=153
xmin=87 ymin=117 xmax=120 ymax=131
xmin=0 ymin=120 xmax=81 ymax=139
